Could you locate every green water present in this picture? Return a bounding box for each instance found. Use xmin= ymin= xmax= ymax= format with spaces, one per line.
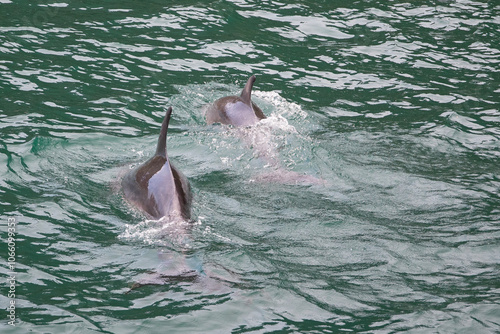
xmin=1 ymin=0 xmax=499 ymax=333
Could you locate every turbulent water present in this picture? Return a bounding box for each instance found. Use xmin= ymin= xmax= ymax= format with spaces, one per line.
xmin=1 ymin=0 xmax=499 ymax=333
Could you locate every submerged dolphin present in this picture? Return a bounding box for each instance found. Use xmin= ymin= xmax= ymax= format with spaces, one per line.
xmin=122 ymin=107 xmax=192 ymax=220
xmin=206 ymin=75 xmax=266 ymax=127
xmin=205 ymin=75 xmax=326 ymax=186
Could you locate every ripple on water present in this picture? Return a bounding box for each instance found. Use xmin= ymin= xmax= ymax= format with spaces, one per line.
xmin=1 ymin=0 xmax=499 ymax=333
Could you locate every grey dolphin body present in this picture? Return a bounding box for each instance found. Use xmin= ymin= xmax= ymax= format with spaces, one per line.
xmin=122 ymin=107 xmax=192 ymax=220
xmin=205 ymin=75 xmax=325 ymax=186
xmin=206 ymin=75 xmax=266 ymax=126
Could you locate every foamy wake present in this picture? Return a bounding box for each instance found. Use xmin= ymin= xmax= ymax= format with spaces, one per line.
xmin=253 ymin=90 xmax=307 ymax=120
xmin=119 ymin=216 xmax=199 ymax=249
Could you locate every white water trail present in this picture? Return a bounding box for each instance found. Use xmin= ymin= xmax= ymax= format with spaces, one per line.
xmin=235 ymin=92 xmax=325 ymax=185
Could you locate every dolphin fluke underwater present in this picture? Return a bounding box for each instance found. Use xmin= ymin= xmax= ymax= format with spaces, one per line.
xmin=122 ymin=107 xmax=192 ymax=220
xmin=206 ymin=75 xmax=266 ymax=127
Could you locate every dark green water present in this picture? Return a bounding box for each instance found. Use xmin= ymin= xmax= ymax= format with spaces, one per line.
xmin=1 ymin=0 xmax=499 ymax=333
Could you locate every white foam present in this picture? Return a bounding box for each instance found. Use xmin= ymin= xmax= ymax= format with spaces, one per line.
xmin=258 ymin=114 xmax=298 ymax=133
xmin=119 ymin=216 xmax=193 ymax=248
xmin=253 ymin=90 xmax=307 ymax=119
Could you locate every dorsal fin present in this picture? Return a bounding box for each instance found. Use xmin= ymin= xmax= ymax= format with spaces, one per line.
xmin=155 ymin=107 xmax=172 ymax=157
xmin=240 ymin=75 xmax=256 ymax=105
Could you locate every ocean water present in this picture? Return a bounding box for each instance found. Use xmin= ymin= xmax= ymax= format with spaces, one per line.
xmin=1 ymin=0 xmax=499 ymax=333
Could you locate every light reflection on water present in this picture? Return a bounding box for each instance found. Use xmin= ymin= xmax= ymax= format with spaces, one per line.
xmin=0 ymin=0 xmax=499 ymax=333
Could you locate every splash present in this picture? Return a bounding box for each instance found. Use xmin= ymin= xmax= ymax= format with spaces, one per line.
xmin=198 ymin=89 xmax=323 ymax=185
xmin=119 ymin=216 xmax=195 ymax=249
xmin=253 ymin=90 xmax=308 ymax=120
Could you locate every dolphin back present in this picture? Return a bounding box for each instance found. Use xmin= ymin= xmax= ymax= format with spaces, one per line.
xmin=122 ymin=107 xmax=192 ymax=220
xmin=206 ymin=75 xmax=266 ymax=126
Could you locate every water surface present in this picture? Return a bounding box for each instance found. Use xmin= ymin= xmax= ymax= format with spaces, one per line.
xmin=1 ymin=0 xmax=499 ymax=333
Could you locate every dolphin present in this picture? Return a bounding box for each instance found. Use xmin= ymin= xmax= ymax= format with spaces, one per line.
xmin=205 ymin=75 xmax=266 ymax=127
xmin=205 ymin=75 xmax=326 ymax=186
xmin=122 ymin=107 xmax=192 ymax=220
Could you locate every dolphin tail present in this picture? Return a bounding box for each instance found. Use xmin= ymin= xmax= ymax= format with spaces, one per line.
xmin=240 ymin=75 xmax=256 ymax=105
xmin=155 ymin=107 xmax=173 ymax=157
